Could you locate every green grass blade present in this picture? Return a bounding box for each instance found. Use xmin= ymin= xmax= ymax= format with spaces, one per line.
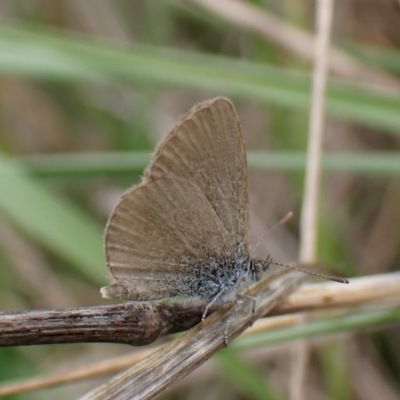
xmin=233 ymin=306 xmax=400 ymax=351
xmin=217 ymin=350 xmax=282 ymax=400
xmin=0 ymin=25 xmax=400 ymax=133
xmin=0 ymin=152 xmax=104 ymax=283
xmin=21 ymin=151 xmax=400 ymax=178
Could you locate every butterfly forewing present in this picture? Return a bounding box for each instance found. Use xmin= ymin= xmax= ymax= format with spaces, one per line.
xmin=145 ymin=98 xmax=250 ymax=253
xmin=105 ymin=177 xmax=234 ymax=300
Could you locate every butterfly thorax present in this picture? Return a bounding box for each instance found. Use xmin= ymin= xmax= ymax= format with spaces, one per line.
xmin=174 ymin=242 xmax=249 ymax=302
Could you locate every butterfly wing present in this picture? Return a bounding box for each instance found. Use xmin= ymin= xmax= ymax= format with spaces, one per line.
xmin=103 ymin=177 xmax=234 ymax=301
xmin=145 ymin=97 xmax=250 ymax=253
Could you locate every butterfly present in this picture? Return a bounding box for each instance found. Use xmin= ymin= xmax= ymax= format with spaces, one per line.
xmin=101 ymin=98 xmax=272 ymax=318
xmin=101 ymin=97 xmax=347 ymax=319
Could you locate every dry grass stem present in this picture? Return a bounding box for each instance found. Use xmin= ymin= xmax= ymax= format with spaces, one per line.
xmin=299 ymin=0 xmax=334 ymax=263
xmin=1 ymin=272 xmax=399 ymax=398
xmin=188 ymin=0 xmax=400 ymax=92
xmin=295 ymin=1 xmax=335 ymax=398
xmin=79 ymin=271 xmax=305 ymax=400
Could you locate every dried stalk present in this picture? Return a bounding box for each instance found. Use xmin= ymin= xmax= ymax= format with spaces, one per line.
xmin=2 ymin=272 xmax=400 ymax=348
xmin=0 ymin=301 xmax=207 ymax=347
xmin=1 ymin=272 xmax=399 ymax=398
xmin=295 ymin=1 xmax=335 ymax=398
xmin=187 ymin=0 xmax=400 ymax=92
xmin=79 ymin=270 xmax=305 ymax=400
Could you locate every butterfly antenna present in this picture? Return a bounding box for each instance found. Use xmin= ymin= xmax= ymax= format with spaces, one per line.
xmin=253 ymin=212 xmax=294 ymax=254
xmin=252 ymin=212 xmax=349 ymax=284
xmin=269 ymin=260 xmax=349 ymax=284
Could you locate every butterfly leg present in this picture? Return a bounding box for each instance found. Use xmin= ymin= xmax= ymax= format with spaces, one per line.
xmin=201 ymin=287 xmax=227 ymax=321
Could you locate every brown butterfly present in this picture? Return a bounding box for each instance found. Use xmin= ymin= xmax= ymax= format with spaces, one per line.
xmin=101 ymin=97 xmax=347 ymax=319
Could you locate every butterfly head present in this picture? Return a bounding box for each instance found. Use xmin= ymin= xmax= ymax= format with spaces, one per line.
xmin=249 ymin=256 xmax=272 ymax=281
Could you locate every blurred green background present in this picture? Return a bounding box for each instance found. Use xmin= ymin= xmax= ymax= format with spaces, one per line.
xmin=0 ymin=1 xmax=399 ymax=399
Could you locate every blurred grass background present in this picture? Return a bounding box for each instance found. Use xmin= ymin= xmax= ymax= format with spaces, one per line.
xmin=0 ymin=1 xmax=399 ymax=399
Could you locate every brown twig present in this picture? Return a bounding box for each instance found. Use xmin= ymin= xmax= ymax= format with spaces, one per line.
xmin=0 ymin=301 xmax=211 ymax=347
xmin=79 ymin=270 xmax=305 ymax=399
xmin=0 ymin=270 xmax=297 ymax=348
xmin=2 ymin=271 xmax=400 ymax=348
xmin=1 ymin=272 xmax=399 ymax=398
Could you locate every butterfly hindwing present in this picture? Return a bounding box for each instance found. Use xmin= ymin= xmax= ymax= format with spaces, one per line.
xmin=104 ymin=177 xmax=234 ymax=300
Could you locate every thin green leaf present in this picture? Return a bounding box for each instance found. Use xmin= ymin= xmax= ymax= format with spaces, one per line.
xmin=341 ymin=42 xmax=400 ymax=74
xmin=21 ymin=151 xmax=400 ymax=178
xmin=0 ymin=25 xmax=400 ymax=133
xmin=217 ymin=350 xmax=283 ymax=400
xmin=0 ymin=152 xmax=104 ymax=283
xmin=233 ymin=306 xmax=400 ymax=351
